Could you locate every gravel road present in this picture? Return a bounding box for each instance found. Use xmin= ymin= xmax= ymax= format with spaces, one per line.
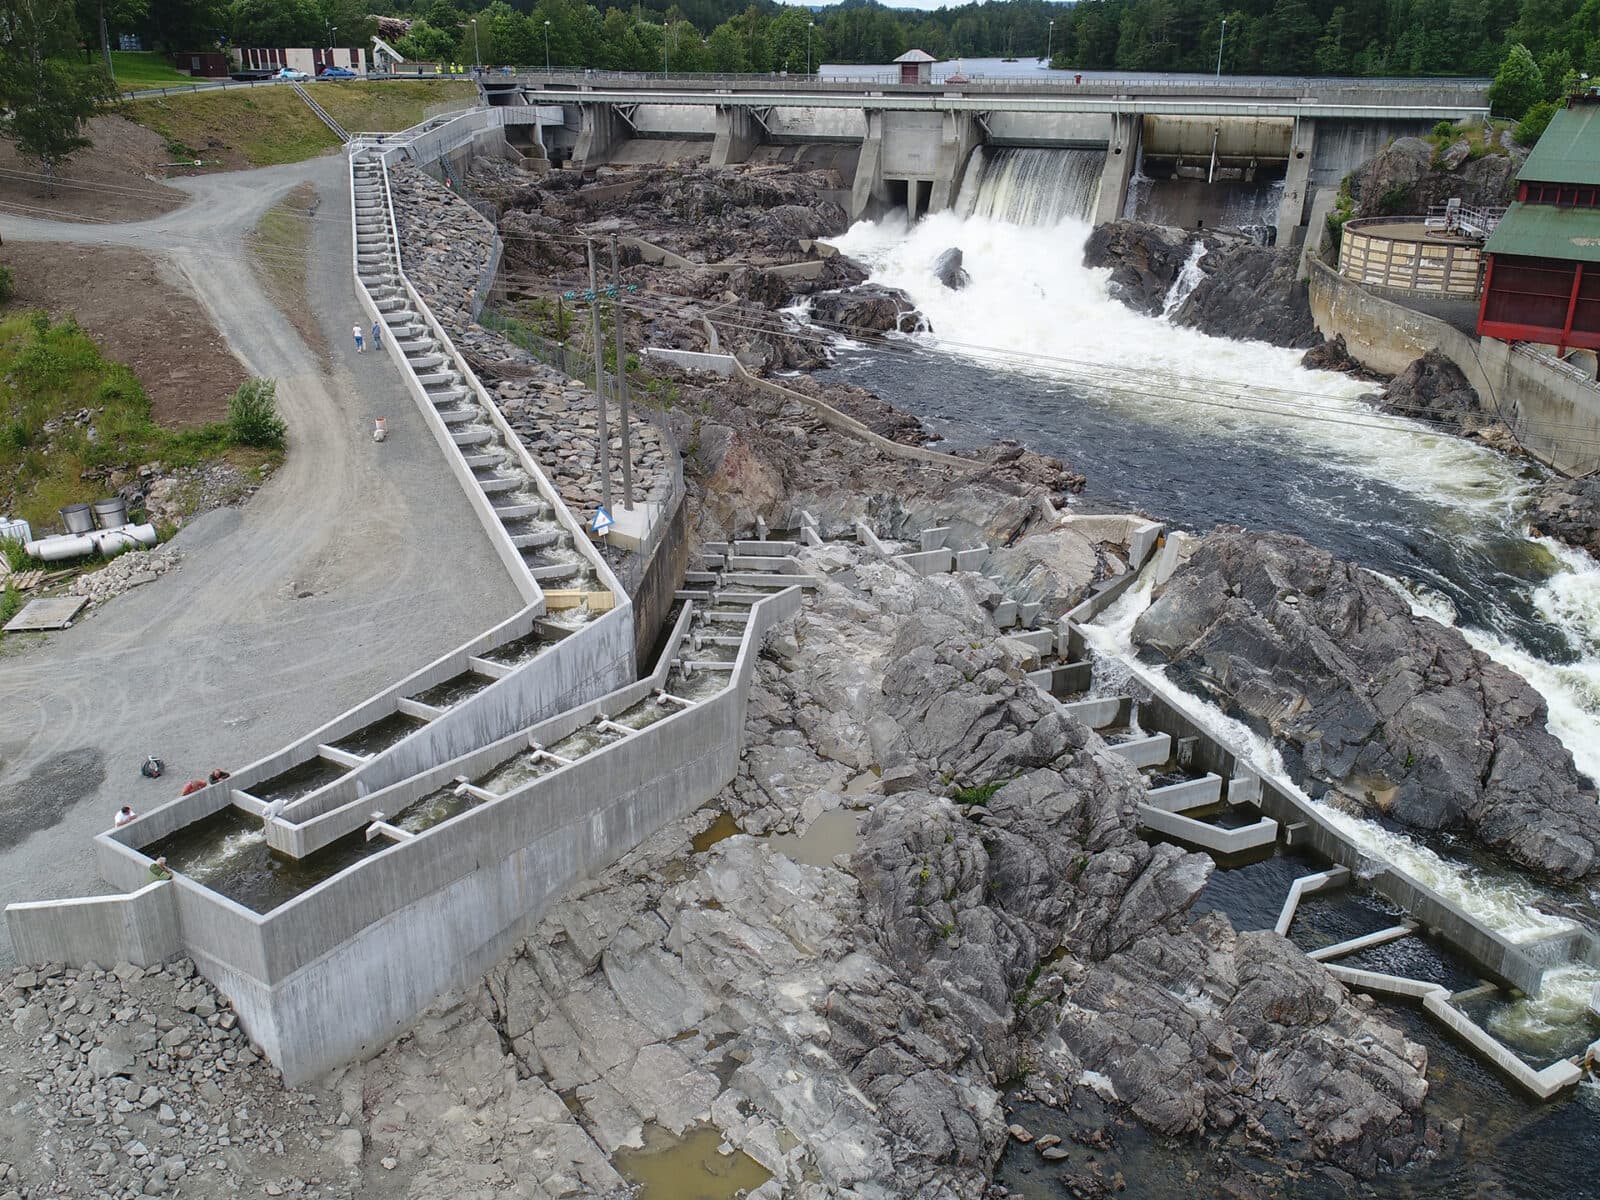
xmin=0 ymin=155 xmax=522 ymax=959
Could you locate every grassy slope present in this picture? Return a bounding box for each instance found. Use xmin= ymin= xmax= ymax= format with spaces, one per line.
xmin=111 ymin=51 xmax=195 ymax=91
xmin=122 ymin=80 xmax=478 ymax=166
xmin=0 ymin=312 xmax=274 ymax=532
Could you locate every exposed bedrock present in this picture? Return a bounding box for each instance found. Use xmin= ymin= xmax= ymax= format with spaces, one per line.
xmin=1531 ymin=475 xmax=1600 ymax=559
xmin=1084 ymin=220 xmax=1319 ymax=348
xmin=1132 ymin=528 xmax=1600 ymax=879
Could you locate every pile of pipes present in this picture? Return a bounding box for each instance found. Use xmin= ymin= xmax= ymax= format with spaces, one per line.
xmin=21 ymin=500 xmax=159 ymax=562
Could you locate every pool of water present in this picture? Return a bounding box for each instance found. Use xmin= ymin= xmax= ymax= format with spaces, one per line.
xmin=482 ymin=625 xmax=569 ymax=667
xmin=1189 ymin=847 xmax=1325 ymax=932
xmin=409 ymin=671 xmax=494 ymax=709
xmin=667 ymin=668 xmax=731 ymax=702
xmin=328 ymin=711 xmax=426 ymax=758
xmin=692 ymin=811 xmax=745 ymax=853
xmin=249 ymin=757 xmax=349 ymax=804
xmin=614 ymin=696 xmax=686 ymax=730
xmin=144 ymin=807 xmax=388 ymax=913
xmin=612 ymin=1123 xmax=771 ymax=1200
xmin=394 ymin=783 xmax=485 ymax=834
xmin=764 ymin=809 xmax=861 ymax=868
xmin=1286 ymin=888 xmax=1406 ymax=952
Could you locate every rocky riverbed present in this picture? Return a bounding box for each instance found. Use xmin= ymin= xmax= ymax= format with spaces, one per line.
xmin=1133 ymin=527 xmax=1600 ymax=880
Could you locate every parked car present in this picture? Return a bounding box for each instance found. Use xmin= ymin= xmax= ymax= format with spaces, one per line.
xmin=274 ymin=67 xmax=308 ymax=81
xmin=318 ymin=66 xmax=357 ymax=78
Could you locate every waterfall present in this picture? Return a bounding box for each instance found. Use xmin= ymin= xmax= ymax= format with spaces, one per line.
xmin=954 ymin=147 xmax=1103 ymax=227
xmin=1160 ymin=240 xmax=1208 ymax=320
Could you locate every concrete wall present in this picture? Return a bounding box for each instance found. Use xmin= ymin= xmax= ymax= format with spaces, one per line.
xmin=6 ymin=883 xmax=179 ymax=969
xmin=632 ymin=104 xmax=717 ymax=137
xmin=621 ymin=490 xmax=690 ymax=670
xmin=1308 ymin=257 xmax=1600 ymax=476
xmin=1141 ymin=114 xmax=1292 ymax=160
xmin=223 ymin=588 xmax=794 ymax=1080
xmin=983 ymin=112 xmax=1113 ymax=147
xmin=879 ymin=110 xmax=943 ymax=179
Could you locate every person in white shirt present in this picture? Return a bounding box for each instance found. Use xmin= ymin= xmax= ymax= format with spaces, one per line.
xmin=113 ymin=805 xmax=137 ymax=828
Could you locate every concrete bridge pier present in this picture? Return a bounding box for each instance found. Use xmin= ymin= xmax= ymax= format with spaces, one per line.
xmin=850 ymin=110 xmax=887 ymax=220
xmin=1276 ymin=118 xmax=1317 ymax=247
xmin=929 ymin=110 xmax=982 ymax=214
xmin=710 ymin=105 xmax=760 ymax=168
xmin=574 ymin=102 xmax=629 ymax=170
xmin=1094 ymin=112 xmax=1142 ymax=225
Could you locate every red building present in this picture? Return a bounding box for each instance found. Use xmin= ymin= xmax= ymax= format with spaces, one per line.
xmin=1477 ymin=96 xmax=1600 ymax=353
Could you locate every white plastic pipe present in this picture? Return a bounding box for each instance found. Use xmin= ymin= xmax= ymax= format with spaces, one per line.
xmin=88 ymin=524 xmax=158 ymax=555
xmin=23 ymin=533 xmax=95 ymax=561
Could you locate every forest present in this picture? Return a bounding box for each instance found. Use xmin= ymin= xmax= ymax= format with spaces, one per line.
xmin=106 ymin=0 xmax=1600 ymax=113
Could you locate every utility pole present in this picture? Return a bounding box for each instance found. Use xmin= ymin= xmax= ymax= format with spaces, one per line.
xmin=807 ymin=22 xmax=814 ymax=75
xmin=471 ymin=18 xmax=481 ymax=69
xmin=1215 ymin=18 xmax=1227 ymax=77
xmin=610 ymin=236 xmax=634 ymax=510
xmin=544 ymin=20 xmax=551 ymax=71
xmin=586 ymin=240 xmax=614 ymax=518
xmin=1046 ymin=19 xmax=1054 ymax=64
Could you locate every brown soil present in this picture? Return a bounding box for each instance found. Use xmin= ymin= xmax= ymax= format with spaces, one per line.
xmin=1 ymin=243 xmax=246 ymax=426
xmin=0 ymin=113 xmax=187 ymax=223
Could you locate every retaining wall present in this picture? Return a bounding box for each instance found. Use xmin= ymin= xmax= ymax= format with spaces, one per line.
xmin=5 ymin=883 xmax=180 ymax=969
xmin=1308 ymin=256 xmax=1600 ymax=476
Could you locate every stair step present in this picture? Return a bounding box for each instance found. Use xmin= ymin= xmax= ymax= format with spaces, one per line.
xmin=452 ymin=428 xmax=494 ymax=447
xmin=476 ymin=475 xmax=524 ymax=495
xmin=460 ymin=452 xmax=502 ymax=470
xmin=438 ymin=407 xmax=477 ymax=426
xmin=494 ymin=502 xmax=547 ymax=521
xmin=526 ymin=560 xmax=583 ymax=581
xmin=510 ymin=529 xmax=562 ymax=550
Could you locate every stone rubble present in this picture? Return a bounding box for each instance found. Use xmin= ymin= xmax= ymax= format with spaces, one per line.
xmin=69 ymin=544 xmax=181 ymax=606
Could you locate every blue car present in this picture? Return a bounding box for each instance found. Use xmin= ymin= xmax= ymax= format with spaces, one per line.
xmin=319 ymin=66 xmax=357 ymax=79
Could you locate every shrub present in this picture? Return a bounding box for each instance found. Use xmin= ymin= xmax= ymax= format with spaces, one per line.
xmin=1516 ymin=100 xmax=1558 ymax=146
xmin=0 ymin=265 xmax=13 ymax=306
xmin=1433 ymin=119 xmax=1455 ymax=139
xmin=227 ymin=377 xmax=287 ymax=449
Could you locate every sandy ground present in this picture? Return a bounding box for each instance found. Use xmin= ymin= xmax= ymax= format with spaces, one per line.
xmin=0 ymin=158 xmax=523 ymax=966
xmin=0 ymin=114 xmax=187 ymax=223
xmin=1 ymin=242 xmax=247 ymax=426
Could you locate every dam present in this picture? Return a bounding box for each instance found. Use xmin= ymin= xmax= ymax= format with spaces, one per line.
xmin=495 ymin=70 xmax=1489 ymax=245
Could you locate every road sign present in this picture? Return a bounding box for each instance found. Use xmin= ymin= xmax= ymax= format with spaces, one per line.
xmin=591 ymin=507 xmax=614 ymax=535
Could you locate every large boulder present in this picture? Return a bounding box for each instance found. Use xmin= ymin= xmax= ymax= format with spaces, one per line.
xmin=1368 ymin=349 xmax=1484 ymax=426
xmin=1530 ymin=476 xmax=1600 ymax=559
xmin=932 ymin=247 xmax=970 ymax=290
xmin=1349 ymin=136 xmax=1523 ymax=219
xmin=1083 ymin=221 xmax=1205 ymax=316
xmin=1132 ymin=528 xmax=1600 ymax=879
xmin=808 ymin=285 xmax=923 ymax=335
xmin=1171 ymin=240 xmax=1321 ymax=348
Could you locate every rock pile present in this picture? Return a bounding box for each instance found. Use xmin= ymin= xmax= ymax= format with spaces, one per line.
xmin=2 ymin=958 xmax=346 ymax=1200
xmin=1132 ymin=527 xmax=1600 ymax=879
xmin=1348 ymin=136 xmax=1522 ymax=220
xmin=70 ymin=543 xmax=180 ymax=606
xmin=1364 ymin=349 xmax=1518 ymax=454
xmin=1531 ymin=475 xmax=1600 ymax=558
xmin=388 ymin=166 xmax=497 ymax=331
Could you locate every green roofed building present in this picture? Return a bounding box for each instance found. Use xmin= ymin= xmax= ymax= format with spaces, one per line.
xmin=1478 ymin=97 xmax=1600 ymax=352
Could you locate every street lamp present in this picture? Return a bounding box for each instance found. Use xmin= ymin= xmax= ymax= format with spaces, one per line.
xmin=807 ymin=21 xmax=814 ymax=75
xmin=663 ymin=22 xmax=669 ymax=75
xmin=1047 ymin=19 xmax=1054 ymax=64
xmin=544 ymin=20 xmax=551 ymax=71
xmin=471 ymin=17 xmax=480 ymax=70
xmin=1215 ymin=18 xmax=1227 ymax=77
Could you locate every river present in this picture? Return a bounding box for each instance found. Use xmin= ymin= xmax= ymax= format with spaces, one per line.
xmin=808 ymin=161 xmax=1600 ymax=1196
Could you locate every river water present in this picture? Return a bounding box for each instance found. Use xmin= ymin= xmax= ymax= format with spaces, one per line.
xmin=809 ymin=159 xmax=1600 ymax=1196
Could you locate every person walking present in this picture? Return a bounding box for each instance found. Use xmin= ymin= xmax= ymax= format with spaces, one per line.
xmin=371 ymin=320 xmax=383 ymax=351
xmin=353 ymin=323 xmax=365 ymax=353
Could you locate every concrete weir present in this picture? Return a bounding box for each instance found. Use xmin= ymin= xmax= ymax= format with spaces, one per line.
xmin=528 ymin=74 xmax=1486 ymax=240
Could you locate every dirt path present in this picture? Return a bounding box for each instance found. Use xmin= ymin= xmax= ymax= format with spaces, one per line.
xmin=0 ymin=157 xmax=523 ymax=961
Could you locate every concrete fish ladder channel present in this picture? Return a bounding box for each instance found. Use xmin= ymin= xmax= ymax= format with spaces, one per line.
xmin=0 ymin=131 xmax=736 ymax=1085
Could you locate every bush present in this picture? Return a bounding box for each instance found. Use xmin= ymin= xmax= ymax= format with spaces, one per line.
xmin=1433 ymin=119 xmax=1455 ymax=139
xmin=227 ymin=377 xmax=287 ymax=449
xmin=1516 ymin=100 xmax=1558 ymax=146
xmin=0 ymin=265 xmax=12 ymax=306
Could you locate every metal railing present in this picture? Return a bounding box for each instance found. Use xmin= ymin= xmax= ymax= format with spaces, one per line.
xmin=1424 ymin=201 xmax=1506 ymax=238
xmin=290 ymin=81 xmax=351 ymax=141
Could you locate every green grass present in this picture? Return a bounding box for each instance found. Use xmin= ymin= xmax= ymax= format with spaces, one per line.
xmin=111 ymin=51 xmax=197 ymax=92
xmin=121 ymin=80 xmax=478 ymax=167
xmin=0 ymin=312 xmax=281 ymax=532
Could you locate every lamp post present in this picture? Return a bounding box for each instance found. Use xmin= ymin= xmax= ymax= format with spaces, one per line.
xmin=807 ymin=21 xmax=814 ymax=75
xmin=663 ymin=21 xmax=669 ymax=75
xmin=544 ymin=20 xmax=551 ymax=70
xmin=1047 ymin=19 xmax=1054 ymax=63
xmin=1215 ymin=18 xmax=1226 ymax=77
xmin=471 ymin=17 xmax=480 ymax=70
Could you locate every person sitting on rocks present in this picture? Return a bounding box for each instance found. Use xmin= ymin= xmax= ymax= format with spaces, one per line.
xmin=148 ymin=856 xmax=172 ymax=881
xmin=113 ymin=805 xmax=137 ymax=828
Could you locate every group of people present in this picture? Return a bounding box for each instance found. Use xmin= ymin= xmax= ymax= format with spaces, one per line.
xmin=353 ymin=320 xmax=383 ymax=353
xmin=115 ymin=769 xmax=232 ymax=880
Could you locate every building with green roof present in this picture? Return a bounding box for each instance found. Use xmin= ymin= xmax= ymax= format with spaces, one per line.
xmin=1478 ymin=97 xmax=1600 ymax=352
